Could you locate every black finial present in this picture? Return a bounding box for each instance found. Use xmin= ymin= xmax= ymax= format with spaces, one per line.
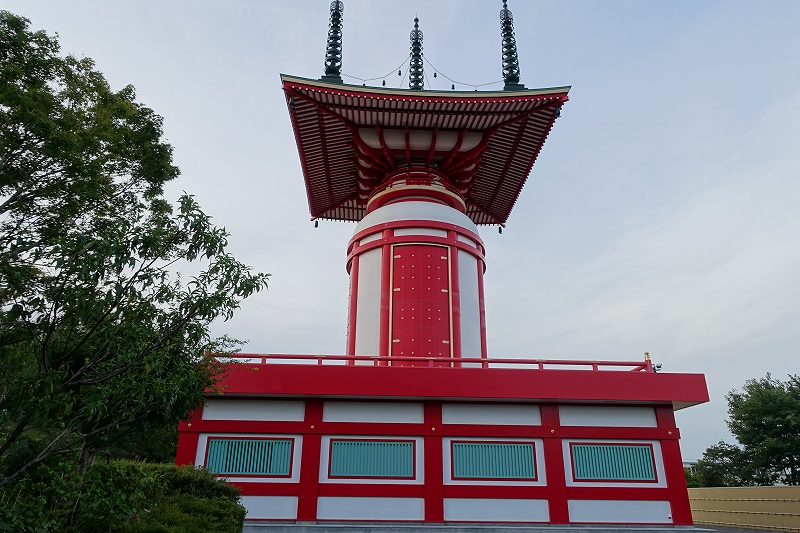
xmin=500 ymin=0 xmax=525 ymax=90
xmin=322 ymin=1 xmax=344 ymax=83
xmin=409 ymin=17 xmax=424 ymax=90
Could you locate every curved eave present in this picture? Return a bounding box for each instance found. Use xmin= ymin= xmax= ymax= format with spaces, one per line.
xmin=282 ymin=74 xmax=570 ymax=225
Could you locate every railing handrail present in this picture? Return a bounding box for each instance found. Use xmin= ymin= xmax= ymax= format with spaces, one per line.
xmin=215 ymin=353 xmax=655 ymax=373
xmin=370 ymin=172 xmax=464 ymax=200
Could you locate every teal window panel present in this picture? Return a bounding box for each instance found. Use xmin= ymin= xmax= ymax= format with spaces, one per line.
xmin=572 ymin=444 xmax=656 ymax=481
xmin=329 ymin=440 xmax=415 ymax=478
xmin=206 ymin=438 xmax=293 ymax=476
xmin=452 ymin=442 xmax=537 ymax=480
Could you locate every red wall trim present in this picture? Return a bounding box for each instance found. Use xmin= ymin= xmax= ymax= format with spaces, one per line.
xmin=317 ymin=484 xmax=424 ymax=498
xmin=179 ymin=419 xmax=679 ymax=441
xmin=565 ymin=486 xmax=670 ymax=500
xmin=348 ymin=220 xmax=484 ymax=254
xmin=214 ymin=364 xmax=709 ymax=405
xmin=442 ymin=485 xmax=549 ymax=499
xmin=656 ymin=406 xmax=693 ymax=526
xmin=175 ymin=407 xmax=203 ymax=466
xmin=449 ymin=232 xmax=462 ymax=361
xmin=234 ymin=483 xmax=671 ymax=501
xmin=541 ymin=405 xmax=569 ymax=524
xmin=423 ymin=403 xmax=444 ymax=522
xmin=236 ymin=483 xmax=300 ymax=496
xmin=378 ymin=231 xmax=392 ymax=358
xmin=349 ymin=233 xmax=484 ymax=266
xmin=296 ymin=401 xmax=323 ymax=521
xmin=175 ymin=431 xmax=199 ymax=467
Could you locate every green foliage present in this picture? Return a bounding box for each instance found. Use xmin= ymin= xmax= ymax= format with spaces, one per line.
xmin=727 ymin=374 xmax=800 ymax=485
xmin=0 ymin=10 xmax=269 ymax=487
xmin=693 ymin=374 xmax=800 ymax=487
xmin=116 ymin=463 xmax=245 ymax=533
xmin=106 ymin=426 xmax=180 ymax=464
xmin=693 ymin=441 xmax=761 ymax=487
xmin=684 ymin=467 xmax=700 ymax=488
xmin=118 ymin=495 xmax=244 ymax=533
xmin=0 ymin=460 xmax=244 ymax=532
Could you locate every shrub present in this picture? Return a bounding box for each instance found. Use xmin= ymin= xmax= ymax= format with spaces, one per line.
xmin=0 ymin=460 xmax=245 ymax=533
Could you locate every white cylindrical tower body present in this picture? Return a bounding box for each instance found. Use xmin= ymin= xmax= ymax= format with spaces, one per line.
xmin=346 ymin=172 xmax=487 ymax=366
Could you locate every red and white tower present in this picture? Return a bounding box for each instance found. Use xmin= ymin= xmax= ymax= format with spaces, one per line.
xmin=285 ymin=78 xmax=569 ymax=366
xmin=177 ymin=3 xmax=708 ymax=527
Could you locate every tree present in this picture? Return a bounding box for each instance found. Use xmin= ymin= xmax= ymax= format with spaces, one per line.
xmin=727 ymin=374 xmax=800 ymax=485
xmin=683 ymin=467 xmax=701 ymax=488
xmin=693 ymin=441 xmax=758 ymax=487
xmin=0 ymin=11 xmax=269 ymax=487
xmin=693 ymin=374 xmax=800 ymax=487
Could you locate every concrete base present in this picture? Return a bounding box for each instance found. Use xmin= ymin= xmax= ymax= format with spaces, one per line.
xmin=242 ymin=523 xmax=716 ymax=533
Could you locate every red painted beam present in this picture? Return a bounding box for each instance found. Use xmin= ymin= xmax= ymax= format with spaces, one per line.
xmin=215 ymin=364 xmax=708 ymax=408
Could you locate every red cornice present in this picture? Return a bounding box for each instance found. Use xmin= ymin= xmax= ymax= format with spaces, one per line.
xmin=213 ymin=363 xmax=708 ymax=410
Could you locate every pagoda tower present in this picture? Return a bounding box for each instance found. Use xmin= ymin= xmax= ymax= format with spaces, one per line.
xmin=177 ymin=2 xmax=708 ymax=527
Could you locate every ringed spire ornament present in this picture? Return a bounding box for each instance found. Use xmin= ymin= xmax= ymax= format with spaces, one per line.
xmin=408 ymin=17 xmax=424 ymax=90
xmin=500 ymin=0 xmax=525 ymax=90
xmin=322 ymin=0 xmax=344 ymax=83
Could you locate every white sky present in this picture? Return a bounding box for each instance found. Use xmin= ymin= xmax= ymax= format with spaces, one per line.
xmin=7 ymin=0 xmax=799 ymax=461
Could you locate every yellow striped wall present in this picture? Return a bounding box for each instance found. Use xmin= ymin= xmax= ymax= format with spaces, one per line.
xmin=689 ymin=486 xmax=800 ymax=531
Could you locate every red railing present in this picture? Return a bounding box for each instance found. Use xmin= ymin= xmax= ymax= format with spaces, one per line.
xmin=369 ymin=171 xmax=465 ymax=201
xmin=217 ymin=353 xmax=655 ymax=373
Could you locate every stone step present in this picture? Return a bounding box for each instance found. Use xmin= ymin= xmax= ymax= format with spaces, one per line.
xmin=242 ymin=523 xmax=716 ymax=533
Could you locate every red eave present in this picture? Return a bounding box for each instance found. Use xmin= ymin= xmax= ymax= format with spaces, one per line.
xmin=214 ymin=364 xmax=709 ymax=411
xmin=281 ymin=74 xmax=570 ymax=225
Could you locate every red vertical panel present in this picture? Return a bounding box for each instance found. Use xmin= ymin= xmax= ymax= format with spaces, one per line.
xmin=448 ymin=232 xmax=462 ymax=363
xmin=424 ymin=403 xmax=444 ymax=522
xmin=297 ymin=401 xmax=323 ymax=521
xmin=541 ymin=405 xmax=569 ymax=523
xmin=656 ymin=406 xmax=693 ymax=525
xmin=379 ymin=230 xmax=392 ymax=359
xmin=175 ymin=407 xmax=203 ymax=466
xmin=391 ymin=244 xmax=451 ymax=366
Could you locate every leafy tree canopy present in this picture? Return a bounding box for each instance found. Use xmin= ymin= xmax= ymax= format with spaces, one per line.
xmin=693 ymin=374 xmax=800 ymax=486
xmin=693 ymin=441 xmax=761 ymax=487
xmin=726 ymin=374 xmax=800 ymax=485
xmin=0 ymin=10 xmax=269 ymax=487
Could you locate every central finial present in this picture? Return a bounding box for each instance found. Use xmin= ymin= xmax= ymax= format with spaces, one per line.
xmin=409 ymin=17 xmax=424 ymax=90
xmin=322 ymin=1 xmax=344 ymax=83
xmin=500 ymin=0 xmax=525 ymax=90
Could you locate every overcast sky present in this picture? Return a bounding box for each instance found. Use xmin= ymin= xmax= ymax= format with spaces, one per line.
xmin=7 ymin=0 xmax=799 ymax=460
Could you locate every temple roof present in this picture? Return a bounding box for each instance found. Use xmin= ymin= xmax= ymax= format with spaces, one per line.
xmin=282 ymin=75 xmax=570 ymax=225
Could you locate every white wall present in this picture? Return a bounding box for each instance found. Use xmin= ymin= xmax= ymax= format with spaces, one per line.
xmin=202 ymin=400 xmax=305 ymax=421
xmin=316 ymin=497 xmax=425 ymax=520
xmin=568 ymin=500 xmax=673 ymax=524
xmin=559 ymin=406 xmax=657 ymax=427
xmin=354 ymin=247 xmax=382 ymax=356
